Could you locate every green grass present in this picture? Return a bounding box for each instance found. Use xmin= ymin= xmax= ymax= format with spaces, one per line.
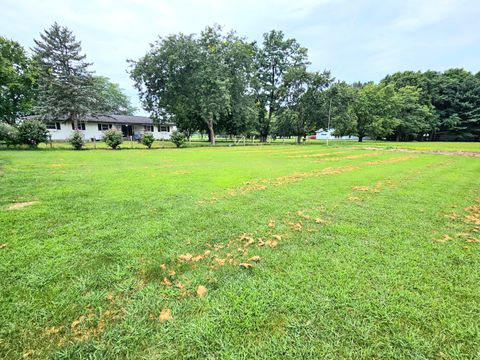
xmin=321 ymin=140 xmax=480 ymax=152
xmin=3 ymin=138 xmax=479 ymax=153
xmin=0 ymin=135 xmax=480 ymax=152
xmin=1 ymin=144 xmax=479 ymax=359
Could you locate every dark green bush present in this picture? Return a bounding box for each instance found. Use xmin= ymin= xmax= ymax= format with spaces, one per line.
xmin=141 ymin=132 xmax=155 ymax=149
xmin=17 ymin=120 xmax=49 ymax=147
xmin=170 ymin=130 xmax=186 ymax=148
xmin=102 ymin=128 xmax=123 ymax=149
xmin=0 ymin=122 xmax=19 ymax=146
xmin=68 ymin=130 xmax=85 ymax=150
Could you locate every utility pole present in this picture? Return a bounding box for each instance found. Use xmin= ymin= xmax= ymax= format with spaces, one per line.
xmin=326 ymin=97 xmax=332 ymax=147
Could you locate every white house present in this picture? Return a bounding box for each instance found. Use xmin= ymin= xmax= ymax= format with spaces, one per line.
xmin=41 ymin=115 xmax=176 ymax=141
xmin=315 ymin=128 xmax=361 ymax=140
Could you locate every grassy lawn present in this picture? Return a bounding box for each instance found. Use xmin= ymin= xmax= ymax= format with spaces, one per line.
xmin=323 ymin=140 xmax=480 ymax=152
xmin=1 ymin=144 xmax=479 ymax=359
xmin=2 ymin=138 xmax=479 ymax=152
xmin=3 ymin=138 xmax=478 ymax=152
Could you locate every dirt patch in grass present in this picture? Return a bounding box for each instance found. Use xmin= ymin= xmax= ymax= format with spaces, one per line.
xmin=351 ymin=182 xmax=385 ymax=193
xmin=366 ymin=156 xmax=416 ymax=165
xmin=199 ymin=165 xmax=359 ymax=204
xmin=464 ymin=199 xmax=480 ymax=226
xmin=287 ymin=151 xmax=347 ymax=158
xmin=438 ymin=198 xmax=480 ymax=244
xmin=200 ymin=155 xmax=415 ymax=205
xmin=7 ymin=201 xmax=38 ymax=210
xmin=321 ymin=153 xmax=379 ymax=161
xmin=159 ymin=309 xmax=173 ymax=321
xmin=365 ymin=147 xmax=480 ymax=158
xmin=143 ymin=206 xmax=332 ymax=297
xmin=352 ymin=186 xmax=370 ymax=192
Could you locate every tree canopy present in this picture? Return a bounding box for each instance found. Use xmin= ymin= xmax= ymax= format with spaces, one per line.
xmin=130 ymin=25 xmax=255 ymax=144
xmin=33 ymin=22 xmax=97 ymax=129
xmin=1 ymin=22 xmax=479 ymax=142
xmin=92 ymin=76 xmax=136 ymax=115
xmin=0 ymin=37 xmax=37 ymax=124
xmin=253 ymin=30 xmax=309 ymax=141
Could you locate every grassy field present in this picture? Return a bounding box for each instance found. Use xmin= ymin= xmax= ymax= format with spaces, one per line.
xmin=2 ymin=138 xmax=480 ymax=152
xmin=1 ymin=144 xmax=479 ymax=359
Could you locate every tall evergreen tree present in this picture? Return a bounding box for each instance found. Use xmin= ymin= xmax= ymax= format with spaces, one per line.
xmin=33 ymin=22 xmax=96 ymax=129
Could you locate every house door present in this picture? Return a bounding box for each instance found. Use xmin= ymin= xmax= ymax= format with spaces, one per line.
xmin=121 ymin=125 xmax=133 ymax=137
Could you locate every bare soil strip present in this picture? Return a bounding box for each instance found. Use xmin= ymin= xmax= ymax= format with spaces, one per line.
xmin=199 ymin=155 xmax=415 ymax=204
xmin=7 ymin=201 xmax=38 ymax=210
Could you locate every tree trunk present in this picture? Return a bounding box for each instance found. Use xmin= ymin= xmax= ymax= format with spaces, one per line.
xmin=207 ymin=119 xmax=215 ymax=145
xmin=296 ymin=135 xmax=302 ymax=144
xmin=71 ymin=113 xmax=78 ymax=130
xmin=358 ymin=135 xmax=364 ymax=142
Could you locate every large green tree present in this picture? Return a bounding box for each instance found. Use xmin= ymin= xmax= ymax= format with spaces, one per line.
xmin=92 ymin=76 xmax=136 ymax=115
xmin=381 ymin=70 xmax=439 ymax=139
xmin=318 ymin=81 xmax=357 ymax=136
xmin=432 ymin=68 xmax=480 ymax=140
xmin=216 ymin=35 xmax=256 ymax=137
xmin=381 ymin=69 xmax=480 ymax=140
xmin=391 ymin=86 xmax=435 ymax=141
xmin=0 ymin=37 xmax=37 ymax=124
xmin=130 ymin=33 xmax=199 ymax=137
xmin=33 ymin=22 xmax=96 ymax=129
xmin=253 ymin=30 xmax=309 ymax=141
xmin=130 ymin=25 xmax=254 ymax=144
xmin=277 ymin=66 xmax=331 ymax=143
xmin=338 ymin=83 xmax=400 ymax=142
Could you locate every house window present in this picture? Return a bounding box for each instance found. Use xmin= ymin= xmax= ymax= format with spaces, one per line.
xmin=158 ymin=125 xmax=170 ymax=132
xmin=98 ymin=123 xmax=112 ymax=131
xmin=46 ymin=122 xmax=61 ymax=130
xmin=71 ymin=122 xmax=86 ymax=130
xmin=144 ymin=125 xmax=154 ymax=132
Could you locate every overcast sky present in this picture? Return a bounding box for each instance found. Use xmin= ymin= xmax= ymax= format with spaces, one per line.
xmin=2 ymin=0 xmax=479 ymax=115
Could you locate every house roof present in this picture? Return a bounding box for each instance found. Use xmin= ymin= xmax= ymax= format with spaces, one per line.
xmin=84 ymin=115 xmax=157 ymax=125
xmin=315 ymin=128 xmax=334 ymax=133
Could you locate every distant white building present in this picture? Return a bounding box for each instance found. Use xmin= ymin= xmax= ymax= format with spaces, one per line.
xmin=37 ymin=115 xmax=176 ymax=141
xmin=315 ymin=128 xmax=361 ymax=140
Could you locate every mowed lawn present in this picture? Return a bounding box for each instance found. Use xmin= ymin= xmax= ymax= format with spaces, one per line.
xmin=1 ymin=144 xmax=479 ymax=359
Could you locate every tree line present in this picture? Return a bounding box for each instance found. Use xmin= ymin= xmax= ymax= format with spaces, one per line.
xmin=0 ymin=23 xmax=135 ymax=128
xmin=1 ymin=23 xmax=479 ymax=144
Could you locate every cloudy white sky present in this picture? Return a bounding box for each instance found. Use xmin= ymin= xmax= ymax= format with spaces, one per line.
xmin=2 ymin=0 xmax=479 ymax=114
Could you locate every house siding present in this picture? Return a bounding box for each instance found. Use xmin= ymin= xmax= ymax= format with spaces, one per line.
xmin=315 ymin=128 xmax=362 ymax=140
xmin=47 ymin=121 xmax=176 ymax=141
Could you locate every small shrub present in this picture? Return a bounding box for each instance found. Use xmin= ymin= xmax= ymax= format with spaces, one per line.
xmin=68 ymin=130 xmax=85 ymax=150
xmin=0 ymin=122 xmax=19 ymax=146
xmin=102 ymin=128 xmax=123 ymax=149
xmin=141 ymin=132 xmax=155 ymax=149
xmin=170 ymin=131 xmax=186 ymax=148
xmin=17 ymin=120 xmax=49 ymax=147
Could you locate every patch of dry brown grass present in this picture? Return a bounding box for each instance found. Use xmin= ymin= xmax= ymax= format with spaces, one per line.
xmin=437 ymin=198 xmax=480 ymax=244
xmin=198 ymin=165 xmax=359 ymax=204
xmin=7 ymin=201 xmax=38 ymax=210
xmin=287 ymin=151 xmax=347 ymax=158
xmin=366 ymin=156 xmax=415 ymax=165
xmin=322 ymin=153 xmax=379 ymax=161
